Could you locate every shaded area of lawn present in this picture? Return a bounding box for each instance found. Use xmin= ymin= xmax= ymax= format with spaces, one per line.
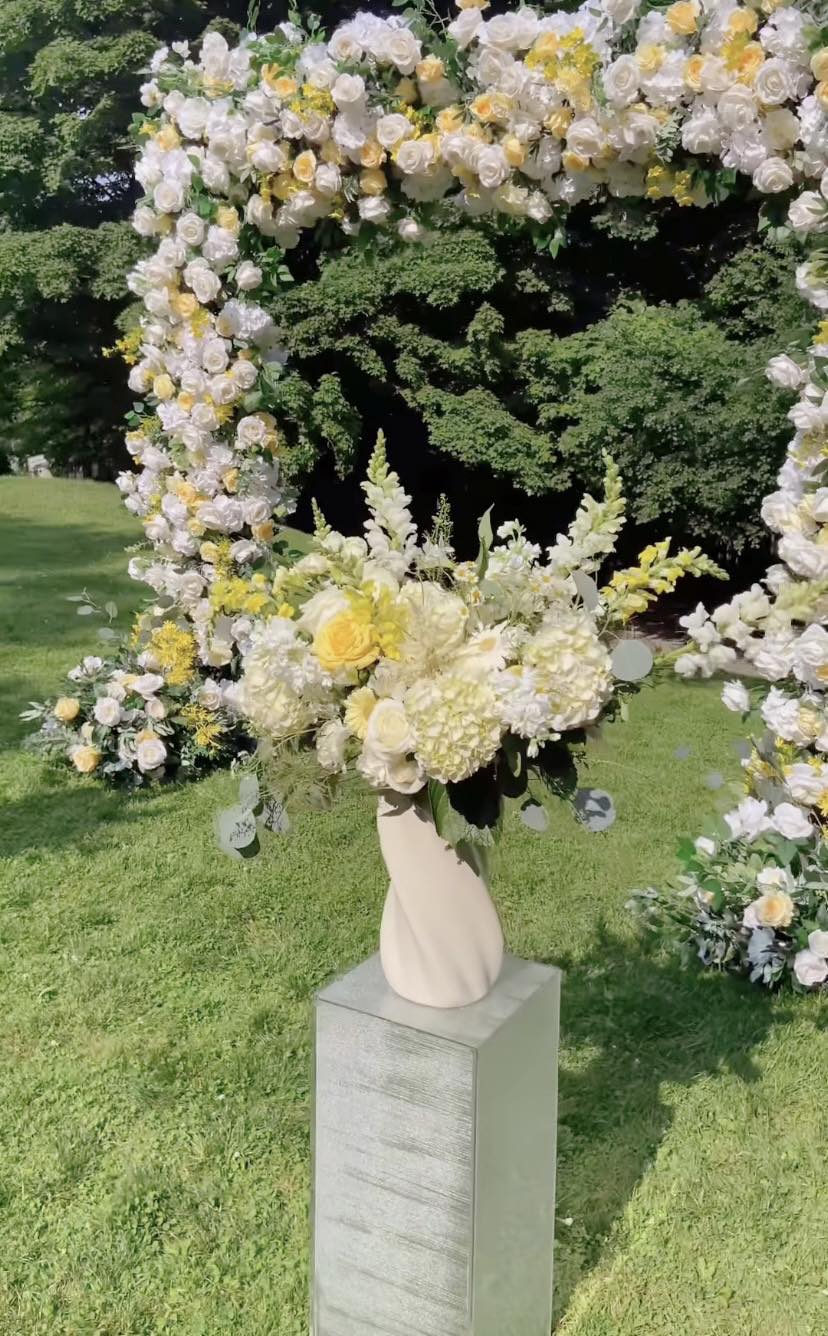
xmin=2 ymin=479 xmax=828 ymax=1335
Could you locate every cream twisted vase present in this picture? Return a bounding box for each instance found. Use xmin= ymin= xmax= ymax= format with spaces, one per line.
xmin=376 ymin=793 xmax=504 ymax=1009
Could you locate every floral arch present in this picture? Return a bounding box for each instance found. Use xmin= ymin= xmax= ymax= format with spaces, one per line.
xmin=32 ymin=0 xmax=828 ymax=987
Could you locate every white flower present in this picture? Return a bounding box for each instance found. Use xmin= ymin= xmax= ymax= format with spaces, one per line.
xmin=694 ymin=836 xmax=716 ymax=856
xmin=332 ymin=73 xmax=365 ymax=108
xmin=724 ymin=798 xmax=771 ymax=843
xmin=808 ymin=929 xmax=828 ymax=957
xmin=317 ymin=719 xmax=349 ymax=773
xmin=603 ymin=55 xmax=640 ymax=108
xmin=753 ymin=158 xmax=794 ymax=194
xmin=754 ymin=58 xmax=795 ymax=107
xmin=766 ymin=354 xmax=805 ymax=390
xmin=793 ymin=948 xmax=828 ymax=987
xmin=136 ymin=734 xmax=167 ymax=772
xmin=789 ymin=192 xmax=828 ymax=234
xmin=721 ymin=680 xmax=750 ymax=714
xmin=93 ymin=696 xmax=122 ymax=727
xmin=297 ymin=587 xmax=350 ymax=636
xmin=396 ymin=138 xmax=434 ymax=175
xmin=771 ymin=803 xmax=813 ymax=840
xmin=363 ymin=698 xmax=415 ymax=762
xmin=132 ymin=673 xmax=165 ymax=698
xmin=447 ymin=8 xmax=482 ymax=49
xmin=358 ymin=196 xmax=391 ymax=224
xmin=406 ymin=674 xmax=502 ymax=783
xmin=153 ymin=179 xmax=186 ymax=213
xmin=476 ymin=145 xmax=510 ymax=190
xmin=376 ymin=113 xmax=413 ymax=149
xmin=379 ymin=27 xmax=421 ymax=74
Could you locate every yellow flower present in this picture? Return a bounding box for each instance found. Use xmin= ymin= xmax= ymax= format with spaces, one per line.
xmin=345 ymin=686 xmax=378 ymax=739
xmin=71 ymin=744 xmax=102 ymax=774
xmin=360 ymin=167 xmax=387 ymax=196
xmin=562 ymin=149 xmax=590 ymax=173
xmin=155 ymin=124 xmax=181 ymax=151
xmin=152 ymin=374 xmax=175 ymax=401
xmin=360 ymin=139 xmax=386 ymax=169
xmin=314 ymin=612 xmax=378 ymax=673
xmin=545 ymin=107 xmax=573 ymax=138
xmin=737 ymin=43 xmax=764 ymax=82
xmin=457 ymin=0 xmax=489 ymax=8
xmin=436 ymin=105 xmax=464 ymax=133
xmin=812 ymin=49 xmax=828 ymax=82
xmin=416 ymin=56 xmax=444 ymax=83
xmin=215 ymin=205 xmax=240 ymax=232
xmin=756 ymin=891 xmax=794 ymax=929
xmin=816 ymin=81 xmax=828 ymax=111
xmin=666 ymin=0 xmax=699 ymax=35
xmin=533 ymin=32 xmax=561 ymax=60
xmin=636 ymin=44 xmax=665 ymax=75
xmin=293 ymin=150 xmax=317 ymax=184
xmin=396 ymin=77 xmax=418 ymax=105
xmin=684 ymin=54 xmax=705 ymax=90
xmin=54 ymin=696 xmax=81 ymax=723
xmin=502 ymin=136 xmax=526 ymax=167
xmin=727 ymin=7 xmax=758 ymax=34
xmin=471 ymin=93 xmax=495 ymax=122
xmin=147 ymin=621 xmax=197 ymax=686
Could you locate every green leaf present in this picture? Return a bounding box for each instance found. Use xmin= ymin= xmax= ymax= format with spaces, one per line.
xmin=476 ymin=505 xmax=494 ymax=578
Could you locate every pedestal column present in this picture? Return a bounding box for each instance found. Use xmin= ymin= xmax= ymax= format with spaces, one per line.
xmin=311 ymin=953 xmax=561 ymax=1336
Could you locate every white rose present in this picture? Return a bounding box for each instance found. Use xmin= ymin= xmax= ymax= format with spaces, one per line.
xmin=380 ymin=28 xmax=421 ymax=74
xmin=754 ymin=58 xmax=794 ymax=107
xmin=567 ymin=118 xmax=604 ymax=161
xmin=315 ymin=163 xmax=341 ymax=196
xmin=136 ymin=736 xmax=168 ymax=772
xmin=695 ymin=836 xmax=716 ymax=856
xmin=153 ymin=179 xmax=186 ymax=213
xmin=317 ymin=719 xmax=349 ymax=773
xmin=809 ymin=929 xmax=828 ymax=957
xmin=358 ymin=195 xmax=391 ymax=224
xmin=202 ymin=225 xmax=238 ymax=267
xmin=604 ymin=0 xmax=641 ymax=20
xmin=332 ymin=73 xmax=365 ymax=108
xmin=789 ymin=191 xmax=828 ymax=234
xmin=201 ymin=339 xmax=229 ymax=374
xmin=772 ymin=802 xmax=813 ymax=840
xmin=753 ymin=157 xmax=794 ymax=194
xmin=133 ymin=205 xmax=158 ymax=237
xmin=476 ymin=144 xmax=510 ymax=189
xmin=376 ymin=113 xmax=412 ymax=149
xmin=721 ymin=680 xmax=750 ymax=714
xmin=235 ymin=261 xmax=263 ymax=290
xmin=249 ymin=140 xmax=288 ymax=173
xmin=395 ymin=138 xmax=434 ymax=175
xmin=184 ymin=260 xmax=221 ymax=303
xmin=717 ymin=85 xmax=757 ymax=132
xmin=176 ymin=96 xmax=210 ymax=140
xmin=447 ymin=8 xmax=482 ymax=48
xmin=763 ymin=108 xmax=800 ymax=151
xmin=176 ymin=211 xmax=205 ymax=247
xmin=603 ymin=55 xmax=639 ymax=108
xmin=145 ymin=697 xmax=167 ymax=721
xmin=94 ymin=696 xmax=122 ymax=727
xmin=766 ymin=354 xmax=805 ymax=390
xmin=398 ymin=216 xmax=426 ymax=243
xmin=793 ymin=948 xmax=828 ymax=988
xmin=363 ymin=698 xmax=414 ymax=762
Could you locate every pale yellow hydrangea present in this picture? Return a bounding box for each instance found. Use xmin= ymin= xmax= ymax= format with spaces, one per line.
xmin=406 ymin=674 xmax=502 ymax=783
xmin=523 ymin=608 xmax=612 ymax=730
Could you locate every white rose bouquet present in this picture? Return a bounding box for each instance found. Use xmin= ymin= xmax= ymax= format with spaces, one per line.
xmin=217 ymin=433 xmax=723 ymax=853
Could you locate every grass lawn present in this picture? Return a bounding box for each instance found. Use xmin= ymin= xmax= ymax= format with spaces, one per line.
xmin=2 ymin=476 xmax=828 ymax=1335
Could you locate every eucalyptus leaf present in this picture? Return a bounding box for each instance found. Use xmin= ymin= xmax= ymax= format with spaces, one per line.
xmin=104 ymin=601 xmax=118 ymax=620
xmin=238 ymin=773 xmax=261 ymax=810
xmin=520 ymin=801 xmax=549 ymax=834
xmin=77 ymin=605 xmax=95 ymax=616
xmin=574 ymin=788 xmax=616 ymax=832
xmin=476 ymin=505 xmax=494 ymax=579
xmin=611 ymin=639 xmax=654 ymax=682
xmin=216 ymin=805 xmax=259 ymax=858
xmin=259 ymin=796 xmax=290 ymax=835
xmin=572 ymin=570 xmax=600 ymax=609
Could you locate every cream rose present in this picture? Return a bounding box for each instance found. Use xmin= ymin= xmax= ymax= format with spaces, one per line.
xmin=363 ymin=698 xmax=415 ymax=762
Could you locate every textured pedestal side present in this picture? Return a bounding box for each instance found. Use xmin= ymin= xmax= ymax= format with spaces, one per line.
xmin=311 ymin=953 xmax=561 ymax=1336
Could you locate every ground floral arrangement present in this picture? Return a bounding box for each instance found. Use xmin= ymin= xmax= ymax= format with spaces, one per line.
xmin=24 ymin=0 xmax=828 ymax=989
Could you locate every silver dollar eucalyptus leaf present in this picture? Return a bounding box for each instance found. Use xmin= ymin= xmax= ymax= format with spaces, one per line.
xmin=259 ymin=795 xmax=290 ymax=835
xmin=216 ymin=804 xmax=259 ymax=858
xmin=705 ymin=772 xmax=724 ymax=790
xmin=611 ymin=639 xmax=654 ymax=682
xmin=674 ymin=744 xmax=691 ymax=760
xmin=520 ymin=801 xmax=549 ymax=833
xmin=732 ymin=739 xmax=752 ymax=760
xmin=572 ymin=570 xmax=600 ymax=610
xmin=574 ymin=788 xmax=616 ymax=832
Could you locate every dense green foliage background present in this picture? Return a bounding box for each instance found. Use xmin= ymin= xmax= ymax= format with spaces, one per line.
xmin=0 ymin=0 xmax=249 ymax=473
xmin=0 ymin=0 xmax=809 ymax=570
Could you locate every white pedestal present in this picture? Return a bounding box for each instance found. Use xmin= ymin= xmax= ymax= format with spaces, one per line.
xmin=311 ymin=953 xmax=561 ymax=1336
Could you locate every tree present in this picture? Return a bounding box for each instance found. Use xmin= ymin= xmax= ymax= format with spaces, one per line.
xmin=0 ymin=0 xmax=248 ymax=473
xmin=264 ymin=198 xmax=808 ymax=569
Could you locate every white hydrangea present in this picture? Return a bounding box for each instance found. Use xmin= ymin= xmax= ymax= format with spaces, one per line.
xmin=406 ymin=675 xmax=502 ymax=783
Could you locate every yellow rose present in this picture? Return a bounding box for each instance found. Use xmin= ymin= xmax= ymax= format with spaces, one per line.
xmin=471 ymin=93 xmax=495 ymax=122
xmin=545 ymin=107 xmax=573 ymax=138
xmin=360 ymin=168 xmax=387 ymax=196
xmin=817 ymin=81 xmax=828 ymax=111
xmin=293 ymin=150 xmax=317 ymax=184
xmin=396 ymin=77 xmax=418 ymax=105
xmin=562 ymin=149 xmax=590 ymax=173
xmin=812 ymin=49 xmax=828 ymax=82
xmin=636 ymin=44 xmax=665 ymax=75
xmin=200 ymin=542 xmax=219 ymax=562
xmin=684 ymin=54 xmax=705 ymax=91
xmin=503 ymin=136 xmax=526 ymax=167
xmin=756 ymin=891 xmax=794 ymax=928
xmin=320 ymin=139 xmax=343 ymax=165
xmin=152 ymin=373 xmax=175 ymax=401
xmin=314 ymin=612 xmax=378 ymax=673
xmin=222 ymin=467 xmax=239 ymax=492
xmin=172 ymin=291 xmax=198 ymax=321
xmin=54 ymin=696 xmax=81 ymax=723
xmin=252 ymin=521 xmax=274 ymax=544
xmin=216 ymin=205 xmax=240 ymax=232
xmin=666 ymin=1 xmax=699 ymax=36
xmin=436 ymin=105 xmax=464 ymax=133
xmin=727 ymin=8 xmax=758 ymax=34
xmin=155 ymin=124 xmax=181 ymax=151
xmin=457 ymin=0 xmax=488 ymax=8
xmin=359 ymin=138 xmax=386 ymax=169
xmin=737 ymin=44 xmax=764 ymax=82
xmin=71 ymin=744 xmax=102 ymax=774
xmin=416 ymin=56 xmax=444 ymax=83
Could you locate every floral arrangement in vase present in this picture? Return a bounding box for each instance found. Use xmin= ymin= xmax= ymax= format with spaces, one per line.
xmin=217 ymin=433 xmax=723 ymax=1007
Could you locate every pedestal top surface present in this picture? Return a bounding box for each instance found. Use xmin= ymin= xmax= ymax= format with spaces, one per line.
xmin=316 ymin=953 xmax=560 ymax=1048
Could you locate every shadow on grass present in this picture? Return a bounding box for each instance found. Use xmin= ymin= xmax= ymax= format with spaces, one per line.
xmin=0 ymin=770 xmax=154 ymax=861
xmin=548 ymin=928 xmax=784 ymax=1327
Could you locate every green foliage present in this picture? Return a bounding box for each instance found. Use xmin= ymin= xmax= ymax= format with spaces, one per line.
xmin=0 ymin=0 xmax=248 ymax=471
xmin=272 ymin=212 xmax=801 ymax=561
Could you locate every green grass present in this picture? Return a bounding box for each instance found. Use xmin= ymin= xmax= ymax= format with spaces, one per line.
xmin=1 ymin=477 xmax=827 ymax=1335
